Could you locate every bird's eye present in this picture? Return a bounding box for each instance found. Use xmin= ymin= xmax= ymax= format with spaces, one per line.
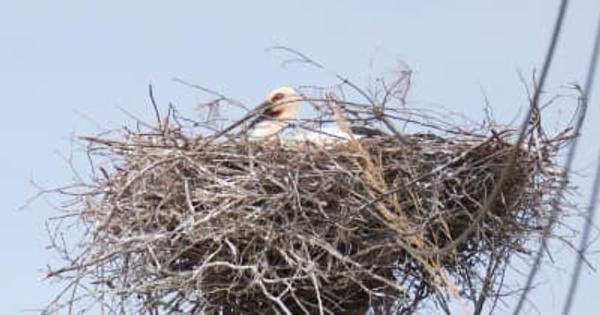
xmin=271 ymin=93 xmax=285 ymax=102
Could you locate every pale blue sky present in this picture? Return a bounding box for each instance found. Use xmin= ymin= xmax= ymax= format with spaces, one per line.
xmin=1 ymin=1 xmax=599 ymax=314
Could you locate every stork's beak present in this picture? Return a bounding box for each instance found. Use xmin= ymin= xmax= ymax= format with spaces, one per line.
xmin=245 ymin=100 xmax=277 ymax=131
xmin=251 ymin=100 xmax=274 ymax=119
xmin=255 ymin=100 xmax=272 ymax=112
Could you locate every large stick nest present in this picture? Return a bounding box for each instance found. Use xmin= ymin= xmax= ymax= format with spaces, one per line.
xmin=44 ymin=78 xmax=572 ymax=315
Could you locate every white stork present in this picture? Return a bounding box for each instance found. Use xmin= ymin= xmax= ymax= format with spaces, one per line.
xmin=246 ymin=86 xmax=385 ymax=143
xmin=209 ymin=86 xmax=384 ymax=143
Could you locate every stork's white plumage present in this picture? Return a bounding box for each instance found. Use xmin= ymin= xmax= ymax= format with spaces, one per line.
xmin=293 ymin=126 xmax=356 ymax=144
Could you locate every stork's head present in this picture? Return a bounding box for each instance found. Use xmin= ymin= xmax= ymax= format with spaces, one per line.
xmin=263 ymin=86 xmax=300 ymax=121
xmin=247 ymin=86 xmax=300 ymax=139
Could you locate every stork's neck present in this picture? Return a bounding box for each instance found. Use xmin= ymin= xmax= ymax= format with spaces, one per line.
xmin=248 ymin=120 xmax=287 ymax=139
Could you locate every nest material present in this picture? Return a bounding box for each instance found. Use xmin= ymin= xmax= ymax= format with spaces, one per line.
xmin=45 ymin=118 xmax=566 ymax=314
xmin=43 ymin=69 xmax=573 ymax=314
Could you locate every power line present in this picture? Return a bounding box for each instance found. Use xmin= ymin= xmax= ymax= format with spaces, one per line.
xmin=511 ymin=0 xmax=579 ymax=313
xmin=561 ymin=10 xmax=600 ymax=315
